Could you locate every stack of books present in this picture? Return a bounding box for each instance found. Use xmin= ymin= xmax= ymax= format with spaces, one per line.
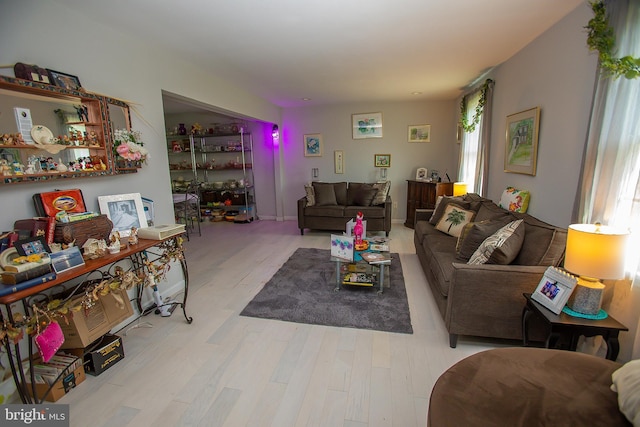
xmin=342 ymin=272 xmax=376 ymax=286
xmin=0 ymin=259 xmax=56 ymax=297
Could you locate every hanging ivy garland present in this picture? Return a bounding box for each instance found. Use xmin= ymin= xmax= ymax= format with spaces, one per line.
xmin=459 ymin=79 xmax=493 ymax=134
xmin=586 ymin=1 xmax=640 ymax=79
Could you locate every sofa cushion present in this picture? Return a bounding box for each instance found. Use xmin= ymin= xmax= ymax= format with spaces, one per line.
xmin=511 ymin=213 xmax=567 ymax=266
xmin=333 ymin=182 xmax=348 ymax=206
xmin=429 ymin=250 xmax=458 ymax=297
xmin=474 ymin=202 xmax=513 ymax=223
xmin=371 ymin=181 xmax=391 ymax=205
xmin=435 ymin=205 xmax=475 ymax=237
xmin=345 ymin=206 xmax=386 ymax=219
xmin=304 ymin=184 xmax=315 ymax=207
xmin=456 ymin=218 xmax=513 ymax=261
xmin=429 ymin=196 xmax=471 ymax=225
xmin=304 ymin=205 xmax=345 ymax=218
xmin=468 ymin=219 xmax=525 ymax=265
xmin=312 ymin=182 xmax=337 ymax=206
xmin=353 ymin=186 xmax=378 ymax=206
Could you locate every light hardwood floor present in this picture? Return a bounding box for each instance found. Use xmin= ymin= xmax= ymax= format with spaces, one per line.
xmin=62 ymin=220 xmax=502 ymax=427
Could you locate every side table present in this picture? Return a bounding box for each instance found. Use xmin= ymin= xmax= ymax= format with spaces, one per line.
xmin=522 ymin=293 xmax=628 ymax=361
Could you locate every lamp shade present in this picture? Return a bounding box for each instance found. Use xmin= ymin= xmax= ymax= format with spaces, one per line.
xmin=564 ymin=224 xmax=628 ymax=280
xmin=453 ymin=182 xmax=468 ymax=197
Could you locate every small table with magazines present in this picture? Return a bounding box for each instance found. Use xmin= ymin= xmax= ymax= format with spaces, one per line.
xmin=332 ymin=238 xmax=391 ymax=294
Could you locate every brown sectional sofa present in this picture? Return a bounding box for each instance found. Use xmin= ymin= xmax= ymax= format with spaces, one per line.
xmin=298 ymin=181 xmax=392 ymax=236
xmin=414 ymin=193 xmax=567 ymax=347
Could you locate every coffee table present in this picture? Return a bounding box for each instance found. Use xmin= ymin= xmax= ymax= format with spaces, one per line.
xmin=332 ymin=240 xmax=391 ymax=294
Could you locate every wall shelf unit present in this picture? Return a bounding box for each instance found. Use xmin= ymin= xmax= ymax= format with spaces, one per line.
xmin=167 ymin=128 xmax=256 ymax=222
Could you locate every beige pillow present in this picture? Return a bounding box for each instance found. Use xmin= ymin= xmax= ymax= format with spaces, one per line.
xmin=429 ymin=196 xmax=470 ymax=225
xmin=304 ymin=184 xmax=315 ymax=207
xmin=435 ymin=204 xmax=475 ymax=237
xmin=468 ymin=219 xmax=525 ymax=265
xmin=371 ymin=181 xmax=391 ymax=205
xmin=611 ymin=359 xmax=640 ymax=426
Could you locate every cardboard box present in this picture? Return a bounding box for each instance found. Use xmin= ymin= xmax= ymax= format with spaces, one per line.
xmin=59 ymin=289 xmax=133 ymax=349
xmin=82 ymin=334 xmax=124 ymax=376
xmin=26 ymin=355 xmax=85 ymax=402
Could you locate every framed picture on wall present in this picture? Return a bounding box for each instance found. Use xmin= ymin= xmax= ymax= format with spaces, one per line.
xmin=408 ymin=124 xmax=431 ymax=142
xmin=303 ymin=133 xmax=323 ymax=157
xmin=374 ymin=154 xmax=390 ymax=167
xmin=334 ymin=150 xmax=344 ymax=174
xmin=352 ymin=112 xmax=383 ymax=139
xmin=504 ymin=107 xmax=540 ymax=176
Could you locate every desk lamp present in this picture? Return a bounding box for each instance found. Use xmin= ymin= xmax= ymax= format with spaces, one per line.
xmin=453 ymin=182 xmax=468 ymax=197
xmin=563 ymin=223 xmax=629 ymax=315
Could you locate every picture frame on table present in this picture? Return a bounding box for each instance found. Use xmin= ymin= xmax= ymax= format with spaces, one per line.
xmin=303 ymin=133 xmax=323 ymax=157
xmin=14 ymin=236 xmax=50 ymax=257
xmin=531 ymin=266 xmax=578 ymax=314
xmin=374 ymin=154 xmax=390 ymax=167
xmin=46 ymin=69 xmax=82 ymax=91
xmin=416 ymin=167 xmax=428 ymax=180
xmin=98 ymin=193 xmax=147 ymax=238
xmin=408 ymin=124 xmax=431 ymax=142
xmin=505 ymin=107 xmax=540 ymax=176
xmin=352 ymin=112 xmax=383 ymax=139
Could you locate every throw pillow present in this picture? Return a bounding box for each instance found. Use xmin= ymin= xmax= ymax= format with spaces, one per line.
xmin=304 ymin=184 xmax=315 ymax=207
xmin=611 ymin=359 xmax=640 ymax=426
xmin=371 ymin=181 xmax=391 ymax=205
xmin=353 ymin=185 xmax=378 ymax=206
xmin=498 ymin=187 xmax=531 ymax=213
xmin=429 ymin=196 xmax=470 ymax=225
xmin=312 ymin=182 xmax=337 ymax=206
xmin=456 ymin=218 xmax=513 ymax=261
xmin=429 ymin=196 xmax=444 ymax=222
xmin=435 ymin=204 xmax=476 ymax=238
xmin=468 ymin=219 xmax=525 ymax=265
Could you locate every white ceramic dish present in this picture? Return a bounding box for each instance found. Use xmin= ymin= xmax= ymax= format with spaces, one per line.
xmin=30 ymin=125 xmax=54 ymax=145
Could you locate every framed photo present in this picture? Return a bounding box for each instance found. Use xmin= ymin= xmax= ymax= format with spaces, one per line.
xmin=374 ymin=154 xmax=390 ymax=167
xmin=352 ymin=112 xmax=383 ymax=139
xmin=303 ymin=133 xmax=323 ymax=157
xmin=505 ymin=107 xmax=540 ymax=175
xmin=408 ymin=124 xmax=431 ymax=142
xmin=416 ymin=167 xmax=428 ymax=180
xmin=47 ymin=69 xmax=82 ymax=91
xmin=50 ymin=246 xmax=85 ymax=274
xmin=14 ymin=236 xmax=50 ymax=257
xmin=334 ymin=150 xmax=344 ymax=174
xmin=531 ymin=267 xmax=578 ymax=314
xmin=98 ymin=193 xmax=147 ymax=237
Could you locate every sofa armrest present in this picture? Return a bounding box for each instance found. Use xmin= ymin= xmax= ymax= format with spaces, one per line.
xmin=445 ymin=263 xmax=548 ymax=336
xmin=415 ymin=209 xmax=434 ymax=225
xmin=297 ymin=197 xmax=307 ymax=232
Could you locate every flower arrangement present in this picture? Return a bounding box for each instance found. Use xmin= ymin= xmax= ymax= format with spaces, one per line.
xmin=113 ymin=129 xmax=149 ymax=164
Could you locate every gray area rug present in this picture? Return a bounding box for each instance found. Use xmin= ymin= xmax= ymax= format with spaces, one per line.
xmin=240 ymin=248 xmax=413 ymax=334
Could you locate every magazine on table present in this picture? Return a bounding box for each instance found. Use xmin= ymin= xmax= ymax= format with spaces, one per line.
xmin=359 ymin=252 xmax=391 ymax=264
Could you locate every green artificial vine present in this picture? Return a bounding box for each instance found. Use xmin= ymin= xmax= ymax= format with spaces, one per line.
xmin=459 ymin=79 xmax=493 ymax=134
xmin=586 ymin=1 xmax=640 ymax=79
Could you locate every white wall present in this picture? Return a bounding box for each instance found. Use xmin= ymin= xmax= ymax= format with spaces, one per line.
xmin=484 ymin=2 xmax=598 ymax=228
xmin=281 ymin=100 xmax=457 ymax=221
xmin=0 ymin=1 xmax=281 ymax=232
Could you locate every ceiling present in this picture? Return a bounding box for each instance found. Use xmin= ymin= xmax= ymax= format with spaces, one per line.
xmin=54 ymin=0 xmax=583 ymax=109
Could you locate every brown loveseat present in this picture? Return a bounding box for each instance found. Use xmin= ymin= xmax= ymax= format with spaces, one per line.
xmin=298 ymin=181 xmax=392 ymax=236
xmin=414 ymin=193 xmax=567 ymax=347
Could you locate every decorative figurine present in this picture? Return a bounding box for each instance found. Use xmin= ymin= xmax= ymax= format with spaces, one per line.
xmin=128 ymin=227 xmax=138 ymax=245
xmin=0 ymin=159 xmax=12 ymax=175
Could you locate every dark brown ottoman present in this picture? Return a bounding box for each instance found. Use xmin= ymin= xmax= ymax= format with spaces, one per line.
xmin=428 ymin=347 xmax=629 ymax=426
